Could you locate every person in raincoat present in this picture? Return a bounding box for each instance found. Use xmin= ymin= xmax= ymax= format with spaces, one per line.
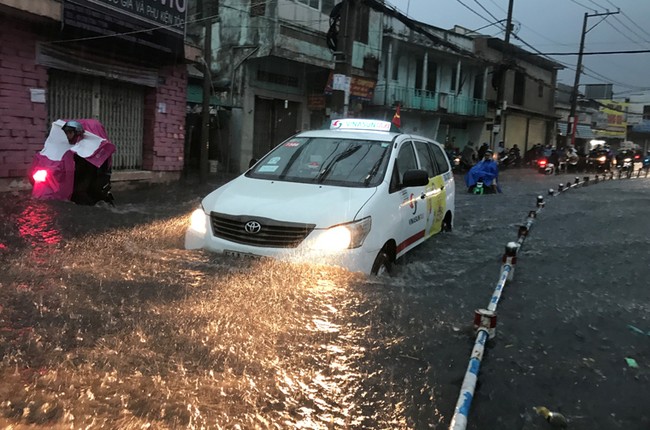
xmin=464 ymin=149 xmax=501 ymax=193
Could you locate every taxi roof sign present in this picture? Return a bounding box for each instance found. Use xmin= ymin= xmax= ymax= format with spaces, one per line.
xmin=330 ymin=119 xmax=393 ymax=132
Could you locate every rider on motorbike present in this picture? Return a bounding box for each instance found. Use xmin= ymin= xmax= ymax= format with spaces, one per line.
xmin=63 ymin=120 xmax=115 ymax=206
xmin=62 ymin=120 xmax=85 ymax=144
xmin=614 ymin=148 xmax=635 ymax=175
xmin=465 ymin=149 xmax=501 ymax=193
xmin=459 ymin=141 xmax=477 ymax=172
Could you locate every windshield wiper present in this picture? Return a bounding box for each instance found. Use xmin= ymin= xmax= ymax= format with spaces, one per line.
xmin=364 ymin=146 xmax=389 ymax=185
xmin=316 ymin=144 xmax=362 ymax=183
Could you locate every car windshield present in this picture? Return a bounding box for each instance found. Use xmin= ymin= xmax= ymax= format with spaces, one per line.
xmin=246 ymin=136 xmax=393 ymax=187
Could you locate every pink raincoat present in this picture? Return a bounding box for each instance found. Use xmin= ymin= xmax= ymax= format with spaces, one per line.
xmin=30 ymin=119 xmax=116 ymax=201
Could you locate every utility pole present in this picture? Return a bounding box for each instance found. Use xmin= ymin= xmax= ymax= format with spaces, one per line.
xmin=493 ymin=0 xmax=514 ymax=150
xmin=565 ymin=9 xmax=619 ymax=149
xmin=331 ymin=0 xmax=357 ymax=119
xmin=199 ymin=0 xmax=214 ymax=183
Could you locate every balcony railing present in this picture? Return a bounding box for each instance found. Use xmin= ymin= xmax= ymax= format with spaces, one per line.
xmin=373 ymin=83 xmax=487 ymax=117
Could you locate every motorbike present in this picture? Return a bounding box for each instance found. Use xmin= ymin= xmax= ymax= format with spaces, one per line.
xmin=29 ymin=119 xmax=115 ymax=205
xmin=642 ymin=153 xmax=650 ymax=176
xmin=565 ymin=151 xmax=580 ymax=172
xmin=614 ymin=150 xmax=634 ymax=178
xmin=586 ymin=149 xmax=612 ymax=173
xmin=465 ymin=160 xmax=500 ymax=194
xmin=499 ymin=148 xmax=522 ymax=169
xmin=447 ymin=150 xmax=462 ymax=173
xmin=537 ymin=157 xmax=554 ymax=175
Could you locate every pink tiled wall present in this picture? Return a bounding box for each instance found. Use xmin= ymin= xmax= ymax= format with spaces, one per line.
xmin=0 ymin=20 xmax=49 ymax=179
xmin=0 ymin=20 xmax=188 ymax=183
xmin=142 ymin=65 xmax=187 ymax=171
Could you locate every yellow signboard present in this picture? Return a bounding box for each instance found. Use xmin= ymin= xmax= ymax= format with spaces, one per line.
xmin=594 ymin=100 xmax=628 ymax=138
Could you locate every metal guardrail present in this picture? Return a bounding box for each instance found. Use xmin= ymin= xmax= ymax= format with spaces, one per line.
xmin=448 ymin=167 xmax=648 ymax=430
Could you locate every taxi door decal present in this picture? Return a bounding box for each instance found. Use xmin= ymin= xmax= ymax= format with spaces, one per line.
xmin=425 ymin=175 xmax=447 ymax=236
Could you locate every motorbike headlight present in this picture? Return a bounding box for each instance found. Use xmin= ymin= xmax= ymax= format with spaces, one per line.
xmin=189 ymin=206 xmax=208 ymax=235
xmin=624 ymin=158 xmax=632 ymax=163
xmin=598 ymin=156 xmax=606 ymax=162
xmin=313 ymin=217 xmax=372 ymax=250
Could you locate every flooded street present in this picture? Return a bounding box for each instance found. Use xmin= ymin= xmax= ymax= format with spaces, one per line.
xmin=1 ymin=169 xmax=649 ymax=429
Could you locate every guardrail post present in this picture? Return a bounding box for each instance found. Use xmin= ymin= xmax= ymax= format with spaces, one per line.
xmin=473 ymin=309 xmax=497 ymax=339
xmin=502 ymin=241 xmax=518 ymax=281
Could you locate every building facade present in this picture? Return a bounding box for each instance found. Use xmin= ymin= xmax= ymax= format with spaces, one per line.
xmin=365 ymin=4 xmax=489 ymax=151
xmin=473 ymin=36 xmax=561 ymax=154
xmin=0 ymin=0 xmax=193 ymax=191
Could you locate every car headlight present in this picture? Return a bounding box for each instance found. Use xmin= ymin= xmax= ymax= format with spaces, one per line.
xmin=189 ymin=206 xmax=208 ymax=235
xmin=313 ymin=217 xmax=372 ymax=250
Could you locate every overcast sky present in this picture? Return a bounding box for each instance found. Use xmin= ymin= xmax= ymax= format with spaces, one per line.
xmin=386 ymin=0 xmax=650 ymax=98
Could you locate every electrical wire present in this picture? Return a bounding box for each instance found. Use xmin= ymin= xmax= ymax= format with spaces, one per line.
xmin=603 ymin=0 xmax=650 ymax=39
xmin=48 ymin=0 xmax=650 ymax=93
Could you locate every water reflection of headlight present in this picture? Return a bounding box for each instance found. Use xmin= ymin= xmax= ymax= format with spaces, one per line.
xmin=313 ymin=217 xmax=371 ymax=250
xmin=189 ymin=207 xmax=207 ymax=234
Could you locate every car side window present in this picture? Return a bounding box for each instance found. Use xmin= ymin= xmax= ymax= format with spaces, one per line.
xmin=389 ymin=141 xmax=417 ymax=193
xmin=430 ymin=144 xmax=450 ymax=174
xmin=414 ymin=140 xmax=438 ymax=178
xmin=395 ymin=141 xmax=418 ymax=182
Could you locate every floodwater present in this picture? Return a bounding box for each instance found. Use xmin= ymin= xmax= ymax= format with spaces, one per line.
xmin=0 ymin=169 xmax=648 ymax=429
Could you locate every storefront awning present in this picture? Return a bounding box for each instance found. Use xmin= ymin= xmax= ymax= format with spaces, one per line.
xmin=557 ymin=123 xmax=595 ymax=139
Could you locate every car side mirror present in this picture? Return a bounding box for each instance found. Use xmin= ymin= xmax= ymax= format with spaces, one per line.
xmin=402 ymin=169 xmax=429 ymax=187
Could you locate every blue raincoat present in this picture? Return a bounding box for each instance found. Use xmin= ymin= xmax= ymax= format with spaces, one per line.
xmin=464 ymin=159 xmax=501 ymax=193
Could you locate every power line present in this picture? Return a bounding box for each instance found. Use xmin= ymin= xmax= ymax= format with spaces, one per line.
xmin=537 ymin=48 xmax=650 ymax=55
xmin=603 ymin=0 xmax=650 ymax=39
xmin=472 ymin=0 xmax=501 ymax=24
xmin=454 ymin=0 xmax=505 ymax=31
xmin=568 ymin=0 xmax=597 ymax=12
xmin=604 ymin=17 xmax=649 ymax=46
xmin=586 ymin=0 xmax=609 ymax=10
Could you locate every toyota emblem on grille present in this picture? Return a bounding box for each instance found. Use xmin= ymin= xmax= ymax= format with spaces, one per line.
xmin=244 ymin=220 xmax=262 ymax=234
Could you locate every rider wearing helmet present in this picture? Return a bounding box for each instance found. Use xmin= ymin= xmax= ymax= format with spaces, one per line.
xmin=62 ymin=120 xmax=84 ymax=144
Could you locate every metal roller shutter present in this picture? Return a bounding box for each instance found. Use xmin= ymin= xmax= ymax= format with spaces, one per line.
xmin=48 ymin=70 xmax=144 ymax=170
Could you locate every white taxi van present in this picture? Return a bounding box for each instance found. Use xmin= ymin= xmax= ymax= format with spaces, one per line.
xmin=185 ymin=119 xmax=455 ymax=275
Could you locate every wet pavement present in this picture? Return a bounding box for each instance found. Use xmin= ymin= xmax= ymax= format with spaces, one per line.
xmin=0 ymin=168 xmax=648 ymax=429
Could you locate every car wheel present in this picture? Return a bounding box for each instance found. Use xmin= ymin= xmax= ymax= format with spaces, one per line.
xmin=371 ymin=250 xmax=392 ymax=276
xmin=442 ymin=213 xmax=452 ymax=232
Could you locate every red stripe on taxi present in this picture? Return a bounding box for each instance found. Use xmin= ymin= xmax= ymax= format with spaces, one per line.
xmin=397 ymin=230 xmax=425 ymax=253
